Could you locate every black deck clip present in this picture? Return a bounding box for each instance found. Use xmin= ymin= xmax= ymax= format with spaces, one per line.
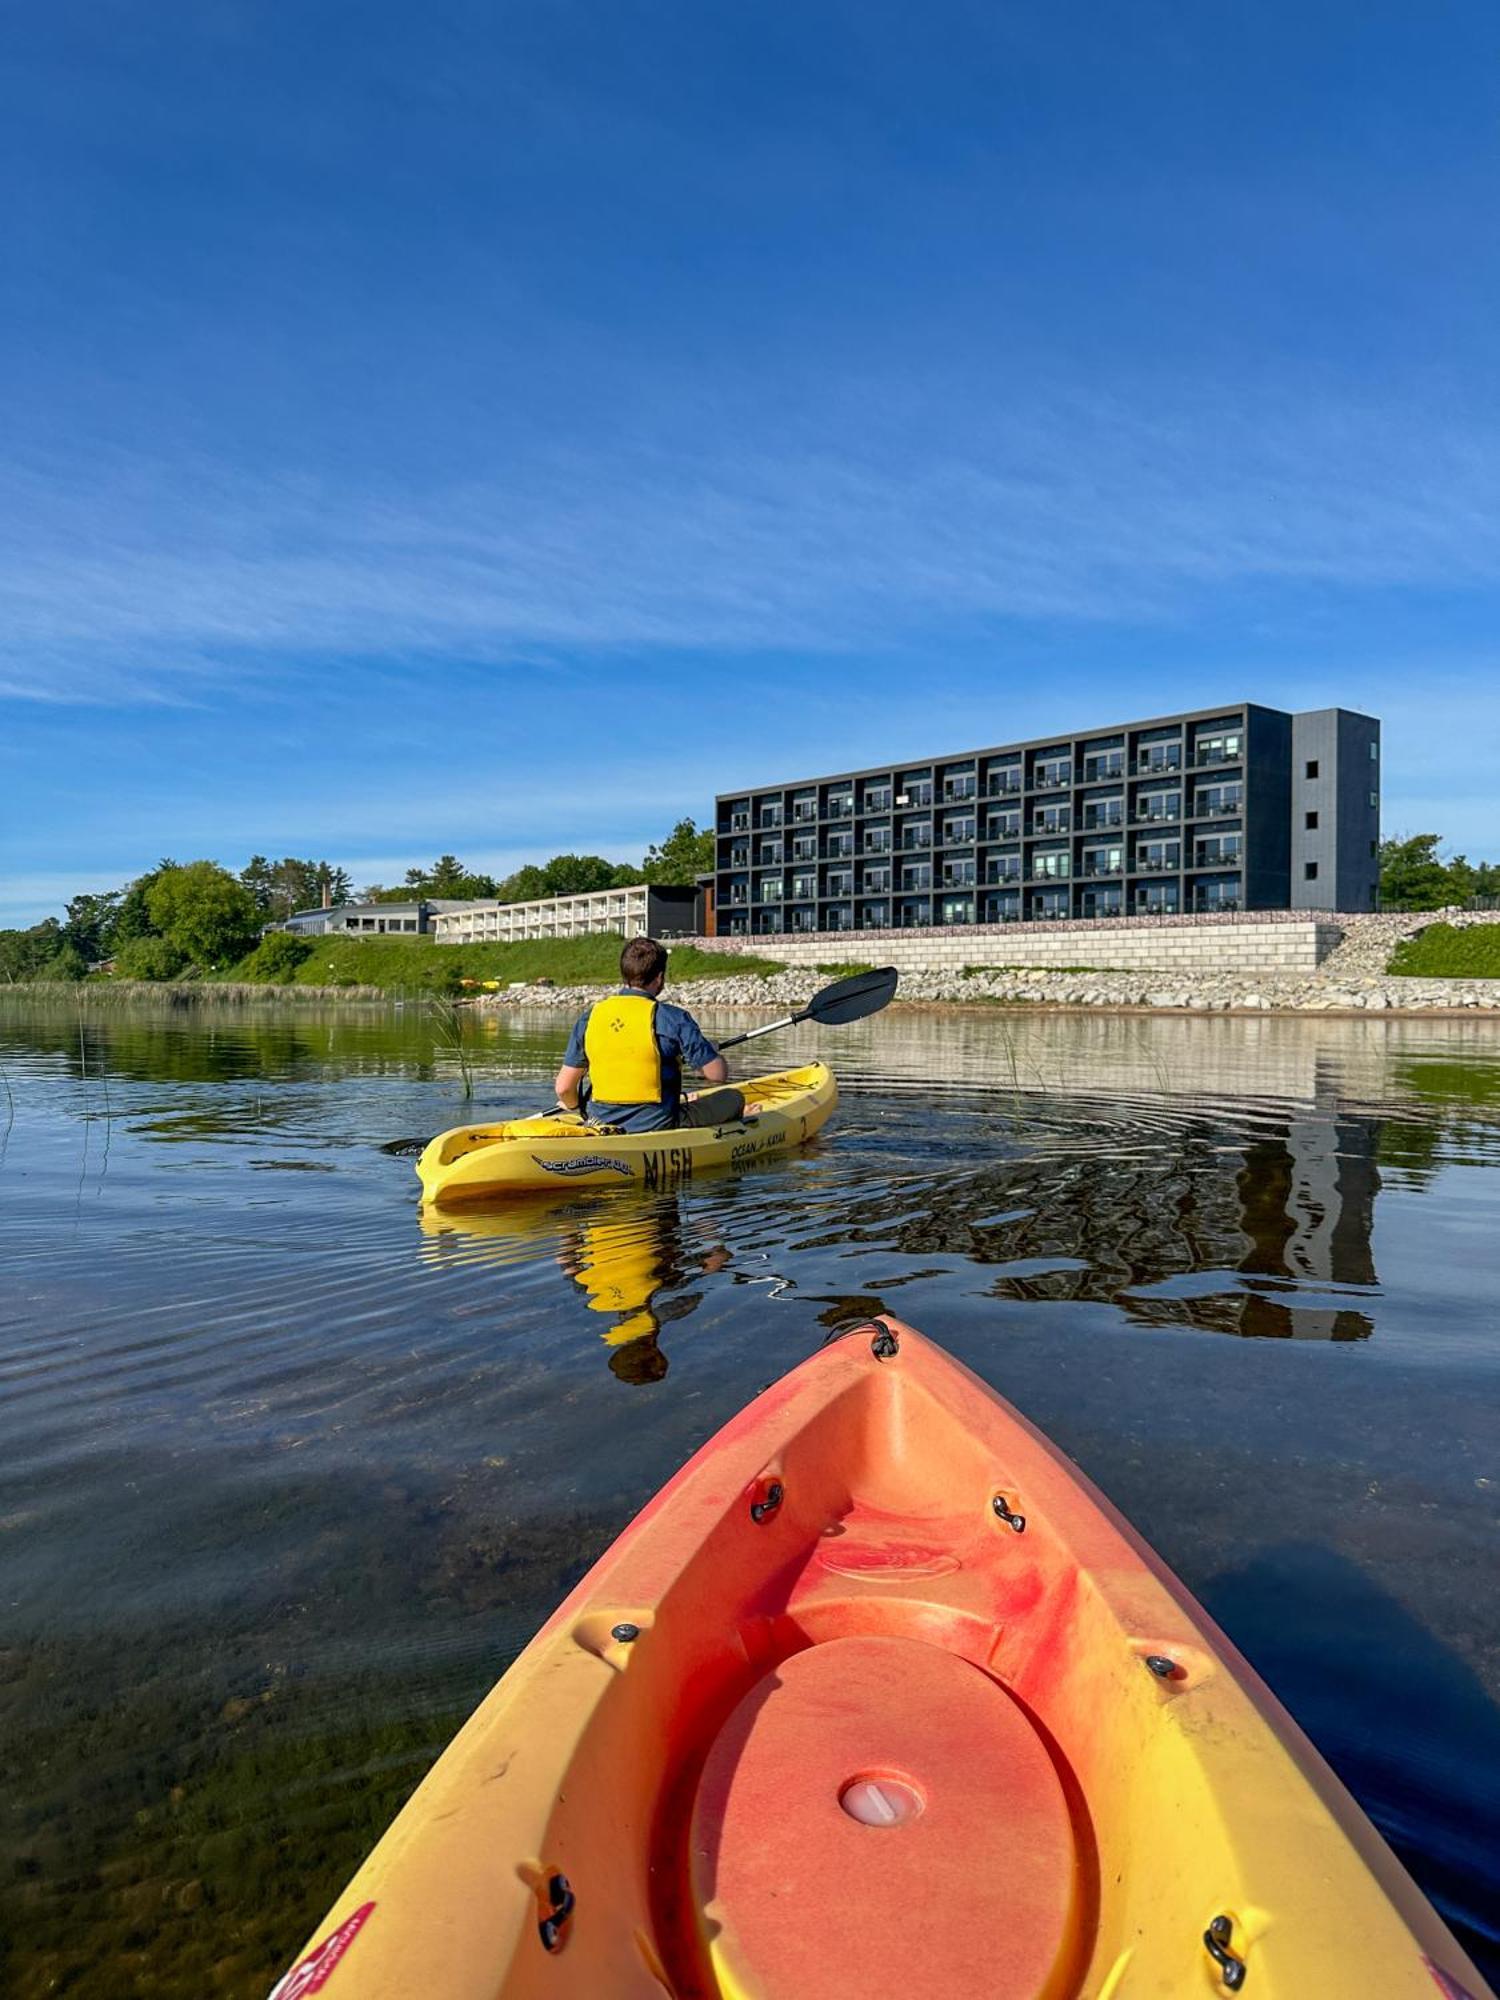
xmin=538 ymin=1872 xmax=575 ymax=1953
xmin=1204 ymin=1914 xmax=1247 ymax=1989
xmin=992 ymin=1493 xmax=1026 ymax=1534
xmin=750 ymin=1480 xmax=785 ymax=1524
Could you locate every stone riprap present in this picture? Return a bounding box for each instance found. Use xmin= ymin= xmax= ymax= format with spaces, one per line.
xmin=471 ymin=910 xmax=1500 ymax=1016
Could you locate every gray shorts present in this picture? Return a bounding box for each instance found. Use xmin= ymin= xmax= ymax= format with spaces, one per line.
xmin=677 ymin=1086 xmax=747 ymax=1128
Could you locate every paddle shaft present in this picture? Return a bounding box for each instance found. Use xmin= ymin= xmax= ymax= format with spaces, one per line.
xmin=713 ymin=1011 xmax=815 ymax=1053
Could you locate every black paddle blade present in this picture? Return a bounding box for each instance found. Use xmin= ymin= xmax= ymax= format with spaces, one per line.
xmin=801 ymin=965 xmax=899 ymax=1026
xmin=380 ymin=1136 xmax=430 ymax=1157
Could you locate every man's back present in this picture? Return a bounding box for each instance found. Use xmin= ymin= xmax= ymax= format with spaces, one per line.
xmin=562 ymin=987 xmax=721 ymax=1131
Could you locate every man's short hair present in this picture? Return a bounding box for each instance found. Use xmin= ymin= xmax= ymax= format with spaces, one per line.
xmin=621 ymin=936 xmax=668 ymax=987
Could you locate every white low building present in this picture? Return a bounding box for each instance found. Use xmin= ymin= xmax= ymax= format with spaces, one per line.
xmin=432 ymin=883 xmax=700 ymax=944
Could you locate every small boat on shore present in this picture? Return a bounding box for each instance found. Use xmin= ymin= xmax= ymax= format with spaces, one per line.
xmin=415 ymin=1061 xmax=837 ymax=1205
xmin=273 ymin=1320 xmax=1490 ymax=1999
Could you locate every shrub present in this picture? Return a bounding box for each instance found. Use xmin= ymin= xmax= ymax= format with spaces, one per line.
xmin=239 ymin=932 xmax=314 ymax=983
xmin=114 ymin=935 xmax=190 ymax=981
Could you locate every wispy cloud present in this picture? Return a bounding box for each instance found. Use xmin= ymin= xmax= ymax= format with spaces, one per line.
xmin=5 ymin=370 xmax=1500 ymax=705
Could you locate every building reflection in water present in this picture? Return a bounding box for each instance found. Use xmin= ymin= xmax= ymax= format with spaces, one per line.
xmin=857 ymin=1097 xmax=1383 ymax=1340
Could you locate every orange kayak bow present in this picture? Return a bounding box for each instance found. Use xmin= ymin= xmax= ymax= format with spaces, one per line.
xmin=273 ymin=1320 xmax=1490 ymax=1999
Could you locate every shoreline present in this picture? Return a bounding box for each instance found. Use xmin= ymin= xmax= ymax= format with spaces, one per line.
xmin=8 ymin=972 xmax=1500 ymax=1018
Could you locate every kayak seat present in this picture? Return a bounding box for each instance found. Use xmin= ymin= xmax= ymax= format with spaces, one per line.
xmin=689 ymin=1633 xmax=1082 ymax=2000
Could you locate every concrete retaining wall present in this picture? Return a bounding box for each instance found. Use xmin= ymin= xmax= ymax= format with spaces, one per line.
xmin=698 ymin=912 xmax=1345 ymax=975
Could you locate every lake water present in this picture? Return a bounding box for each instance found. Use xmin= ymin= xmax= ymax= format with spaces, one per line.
xmin=2 ymin=997 xmax=1498 ymax=1995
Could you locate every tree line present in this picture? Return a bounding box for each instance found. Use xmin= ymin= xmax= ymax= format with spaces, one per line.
xmin=363 ymin=821 xmax=712 ymax=903
xmin=0 ymin=821 xmax=716 ymax=983
xmin=1378 ymin=835 xmax=1500 ymax=910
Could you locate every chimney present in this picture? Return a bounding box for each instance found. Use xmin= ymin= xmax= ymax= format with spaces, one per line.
xmin=321 ymin=880 xmax=332 ymax=910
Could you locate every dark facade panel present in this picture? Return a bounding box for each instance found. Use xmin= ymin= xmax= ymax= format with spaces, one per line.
xmin=645 ymin=885 xmax=704 ymax=936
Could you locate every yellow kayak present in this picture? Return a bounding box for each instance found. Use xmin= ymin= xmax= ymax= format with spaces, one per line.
xmin=273 ymin=1321 xmax=1490 ymax=1999
xmin=415 ymin=1061 xmax=837 ymax=1206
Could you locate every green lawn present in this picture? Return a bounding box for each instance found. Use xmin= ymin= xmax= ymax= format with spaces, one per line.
xmin=1388 ymin=924 xmax=1500 ymax=979
xmin=220 ymin=931 xmax=784 ymax=991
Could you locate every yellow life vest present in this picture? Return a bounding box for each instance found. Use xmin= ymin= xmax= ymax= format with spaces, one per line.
xmin=583 ymin=992 xmax=663 ymax=1106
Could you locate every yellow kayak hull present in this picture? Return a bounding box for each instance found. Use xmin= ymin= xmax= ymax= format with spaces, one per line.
xmin=415 ymin=1061 xmax=837 ymax=1206
xmin=273 ymin=1323 xmax=1489 ymax=1999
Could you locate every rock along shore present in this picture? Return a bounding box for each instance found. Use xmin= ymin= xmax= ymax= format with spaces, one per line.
xmin=471 ymin=911 xmax=1500 ymax=1018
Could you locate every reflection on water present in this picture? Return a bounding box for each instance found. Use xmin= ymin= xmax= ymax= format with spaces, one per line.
xmin=2 ymin=997 xmax=1500 ymax=1994
xmin=421 ymin=1195 xmax=732 ymax=1384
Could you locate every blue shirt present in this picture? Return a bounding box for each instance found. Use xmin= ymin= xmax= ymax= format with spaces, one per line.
xmin=563 ymin=988 xmax=722 ymax=1131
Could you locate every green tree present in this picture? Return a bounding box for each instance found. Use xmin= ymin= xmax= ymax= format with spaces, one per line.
xmin=371 ymin=857 xmax=495 ymax=901
xmin=240 ymin=855 xmax=276 ymax=912
xmin=0 ymin=920 xmax=68 ymax=982
xmin=61 ymin=892 xmax=123 ymax=963
xmin=146 ymin=862 xmax=262 ymax=967
xmin=403 ymin=855 xmax=497 ymax=898
xmin=242 ymin=857 xmax=354 ymax=918
xmin=114 ymin=935 xmax=190 ymax=980
xmin=1379 ymin=835 xmax=1467 ymax=911
xmin=540 ymin=853 xmax=628 ymax=896
xmin=113 ymin=861 xmax=178 ymax=945
xmin=492 ymin=864 xmax=551 ymax=904
xmin=643 ymin=817 xmax=714 ymax=884
xmin=34 ymin=943 xmax=88 ymax=982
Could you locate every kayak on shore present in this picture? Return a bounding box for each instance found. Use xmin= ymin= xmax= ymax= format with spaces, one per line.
xmin=272 ymin=1320 xmax=1490 ymax=2000
xmin=416 ymin=1061 xmax=837 ymax=1205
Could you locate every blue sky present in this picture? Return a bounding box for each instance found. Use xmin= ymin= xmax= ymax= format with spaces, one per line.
xmin=4 ymin=0 xmax=1500 ymax=924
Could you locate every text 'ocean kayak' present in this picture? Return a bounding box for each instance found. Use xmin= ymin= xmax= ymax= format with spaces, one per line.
xmin=273 ymin=1321 xmax=1491 ymax=2000
xmin=416 ymin=1062 xmax=836 ymax=1205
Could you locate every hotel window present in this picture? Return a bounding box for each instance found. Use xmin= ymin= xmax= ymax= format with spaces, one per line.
xmin=1305 ymin=811 xmax=1319 ymax=830
xmin=1305 ymin=861 xmax=1319 ymax=880
xmin=1305 ymin=760 xmax=1319 ymax=779
xmin=1194 ymin=729 xmax=1242 ymax=765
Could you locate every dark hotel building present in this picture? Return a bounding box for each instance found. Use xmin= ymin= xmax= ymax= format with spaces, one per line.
xmin=714 ymin=703 xmax=1380 ymax=934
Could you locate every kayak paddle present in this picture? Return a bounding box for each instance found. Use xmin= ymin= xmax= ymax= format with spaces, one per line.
xmin=711 ymin=964 xmax=899 ymax=1051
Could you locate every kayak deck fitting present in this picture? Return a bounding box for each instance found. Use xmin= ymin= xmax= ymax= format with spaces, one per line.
xmin=416 ymin=1062 xmax=836 ymax=1205
xmin=275 ymin=1322 xmax=1490 ymax=1999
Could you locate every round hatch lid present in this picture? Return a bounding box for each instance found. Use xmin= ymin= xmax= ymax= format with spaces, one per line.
xmin=689 ymin=1634 xmax=1081 ymax=1999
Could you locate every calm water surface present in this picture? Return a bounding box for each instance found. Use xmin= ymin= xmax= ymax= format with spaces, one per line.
xmin=2 ymin=997 xmax=1498 ymax=1994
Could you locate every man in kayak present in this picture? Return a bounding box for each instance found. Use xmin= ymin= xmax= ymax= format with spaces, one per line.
xmin=554 ymin=936 xmax=746 ymax=1132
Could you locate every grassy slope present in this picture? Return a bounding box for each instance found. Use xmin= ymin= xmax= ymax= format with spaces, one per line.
xmin=1388 ymin=925 xmax=1500 ymax=979
xmin=220 ymin=932 xmax=785 ymax=990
